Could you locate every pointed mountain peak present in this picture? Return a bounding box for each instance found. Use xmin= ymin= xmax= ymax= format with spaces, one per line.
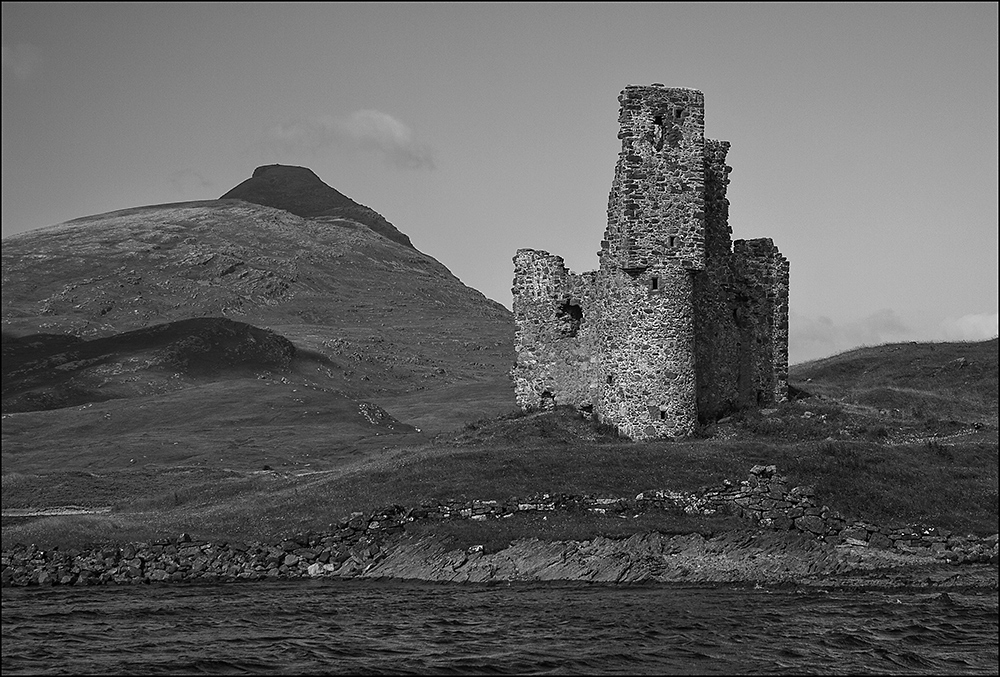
xmin=251 ymin=164 xmax=321 ymax=180
xmin=220 ymin=165 xmax=413 ymax=249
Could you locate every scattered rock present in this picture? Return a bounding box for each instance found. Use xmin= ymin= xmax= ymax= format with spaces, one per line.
xmin=4 ymin=465 xmax=996 ymax=588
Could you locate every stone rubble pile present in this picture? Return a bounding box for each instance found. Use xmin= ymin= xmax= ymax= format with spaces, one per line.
xmin=708 ymin=465 xmax=998 ymax=564
xmin=1 ymin=508 xmax=405 ymax=587
xmin=3 ymin=465 xmax=996 ymax=587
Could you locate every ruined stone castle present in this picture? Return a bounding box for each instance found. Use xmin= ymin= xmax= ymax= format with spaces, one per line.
xmin=512 ymin=85 xmax=789 ymax=440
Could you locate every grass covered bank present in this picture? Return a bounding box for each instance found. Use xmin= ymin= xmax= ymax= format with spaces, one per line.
xmin=3 ymin=403 xmax=996 ymax=551
xmin=2 ymin=339 xmax=997 ymax=552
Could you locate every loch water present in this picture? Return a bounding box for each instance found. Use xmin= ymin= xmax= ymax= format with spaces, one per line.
xmin=2 ymin=580 xmax=997 ymax=675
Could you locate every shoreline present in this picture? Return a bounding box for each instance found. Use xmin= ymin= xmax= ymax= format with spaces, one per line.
xmin=3 ymin=529 xmax=997 ymax=591
xmin=4 ymin=464 xmax=997 ymax=590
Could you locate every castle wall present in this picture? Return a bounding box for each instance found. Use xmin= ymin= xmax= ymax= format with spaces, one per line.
xmin=732 ymin=238 xmax=789 ymax=406
xmin=601 ymin=86 xmax=706 ymax=274
xmin=510 ymin=85 xmax=788 ymax=439
xmin=511 ymin=249 xmax=599 ymax=411
xmin=771 ymin=252 xmax=790 ymax=401
xmin=595 ymin=262 xmax=698 ymax=439
xmin=593 ymin=85 xmax=708 ymax=439
xmin=693 ymin=139 xmax=742 ymax=421
xmin=702 ymin=140 xmax=733 ymax=261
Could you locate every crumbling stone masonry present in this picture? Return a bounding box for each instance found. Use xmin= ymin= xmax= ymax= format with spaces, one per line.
xmin=512 ymin=85 xmax=789 ymax=439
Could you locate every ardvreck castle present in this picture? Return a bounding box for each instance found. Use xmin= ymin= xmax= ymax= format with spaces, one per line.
xmin=512 ymin=85 xmax=789 ymax=440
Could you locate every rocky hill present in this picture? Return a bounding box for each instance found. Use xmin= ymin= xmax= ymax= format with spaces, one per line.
xmin=2 ymin=166 xmax=516 ymax=430
xmin=220 ymin=164 xmax=414 ymax=249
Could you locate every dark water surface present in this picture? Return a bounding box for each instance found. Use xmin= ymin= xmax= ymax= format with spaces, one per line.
xmin=3 ymin=580 xmax=997 ymax=675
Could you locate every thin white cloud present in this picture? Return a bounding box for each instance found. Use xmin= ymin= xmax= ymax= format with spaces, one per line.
xmin=790 ymin=308 xmax=999 ymax=364
xmin=790 ymin=308 xmax=911 ymax=364
xmin=266 ymin=117 xmax=332 ymax=154
xmin=1 ymin=42 xmax=43 ymax=81
xmin=938 ymin=312 xmax=999 ymax=341
xmin=263 ymin=110 xmax=435 ymax=170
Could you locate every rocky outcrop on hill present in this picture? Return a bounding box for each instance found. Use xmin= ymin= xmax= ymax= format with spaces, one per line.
xmin=220 ymin=164 xmax=413 ymax=249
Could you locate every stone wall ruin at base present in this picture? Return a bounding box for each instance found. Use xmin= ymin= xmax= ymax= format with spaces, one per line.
xmin=3 ymin=464 xmax=996 ymax=587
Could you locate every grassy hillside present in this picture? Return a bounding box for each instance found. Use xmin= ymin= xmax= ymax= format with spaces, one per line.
xmin=2 ymin=168 xmax=995 ymax=553
xmin=1 ymin=199 xmax=515 ymax=427
xmin=3 ymin=339 xmax=996 ymax=551
xmin=790 ymin=339 xmax=998 ymax=427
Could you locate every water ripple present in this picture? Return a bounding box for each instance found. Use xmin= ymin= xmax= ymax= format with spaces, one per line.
xmin=2 ymin=582 xmax=997 ymax=675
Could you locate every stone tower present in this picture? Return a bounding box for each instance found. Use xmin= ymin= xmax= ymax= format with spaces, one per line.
xmin=512 ymin=85 xmax=789 ymax=440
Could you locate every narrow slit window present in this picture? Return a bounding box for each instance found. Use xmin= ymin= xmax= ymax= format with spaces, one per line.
xmin=659 ymin=410 xmax=667 ymax=421
xmin=668 ymin=236 xmax=677 ymax=248
xmin=650 ymin=277 xmax=659 ymax=291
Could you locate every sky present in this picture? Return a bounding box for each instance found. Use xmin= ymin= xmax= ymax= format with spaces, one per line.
xmin=3 ymin=2 xmax=997 ymax=364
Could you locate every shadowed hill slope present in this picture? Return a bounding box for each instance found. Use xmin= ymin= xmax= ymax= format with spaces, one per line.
xmin=220 ymin=164 xmax=414 ymax=249
xmin=1 ymin=316 xmax=417 ymax=441
xmin=4 ymin=318 xmax=298 ymax=412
